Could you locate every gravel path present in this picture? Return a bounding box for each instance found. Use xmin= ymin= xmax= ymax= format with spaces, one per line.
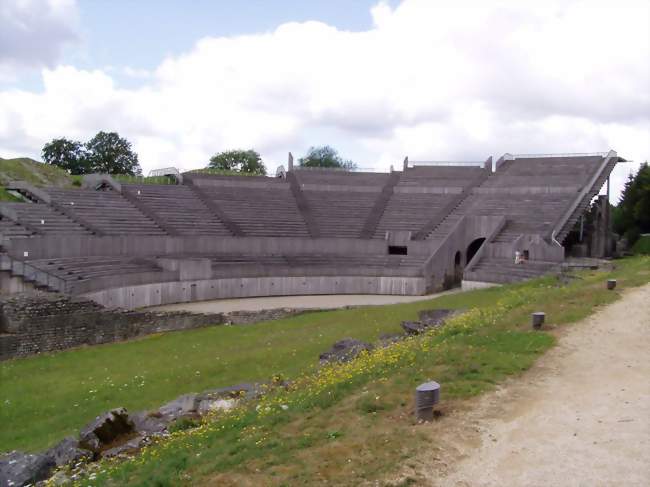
xmin=148 ymin=291 xmax=458 ymax=314
xmin=400 ymin=284 xmax=650 ymax=487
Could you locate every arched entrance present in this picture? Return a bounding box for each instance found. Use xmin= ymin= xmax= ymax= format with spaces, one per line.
xmin=466 ymin=237 xmax=486 ymax=265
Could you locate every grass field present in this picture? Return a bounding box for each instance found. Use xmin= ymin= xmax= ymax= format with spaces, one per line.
xmin=1 ymin=257 xmax=648 ymax=486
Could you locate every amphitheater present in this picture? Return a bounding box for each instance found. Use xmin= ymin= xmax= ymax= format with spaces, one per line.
xmin=0 ymin=151 xmax=621 ymax=309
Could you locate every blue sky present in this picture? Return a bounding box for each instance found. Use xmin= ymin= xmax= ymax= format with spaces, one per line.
xmin=73 ymin=0 xmax=382 ymax=71
xmin=0 ymin=0 xmax=648 ymax=200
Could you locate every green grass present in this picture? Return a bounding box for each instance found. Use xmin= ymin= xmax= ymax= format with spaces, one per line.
xmin=0 ymin=156 xmax=72 ymax=187
xmin=632 ymin=235 xmax=650 ymax=255
xmin=0 ymin=186 xmax=21 ymax=202
xmin=0 ymin=289 xmax=499 ymax=452
xmin=111 ymin=174 xmax=175 ymax=185
xmin=1 ymin=257 xmax=648 ymax=486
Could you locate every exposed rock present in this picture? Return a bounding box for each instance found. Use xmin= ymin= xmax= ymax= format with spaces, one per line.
xmin=418 ymin=309 xmax=455 ymax=326
xmin=319 ymin=338 xmax=374 ymax=364
xmin=158 ymin=394 xmax=199 ymax=421
xmin=402 ymin=309 xmax=457 ymax=335
xmin=197 ymin=398 xmax=238 ymax=415
xmin=131 ymin=411 xmax=169 ymax=436
xmin=378 ymin=332 xmax=406 ymax=347
xmin=0 ymin=451 xmax=55 ymax=487
xmin=198 ymin=383 xmax=263 ymax=402
xmin=401 ymin=320 xmax=428 ymax=335
xmin=78 ymin=408 xmax=135 ymax=454
xmin=100 ymin=434 xmax=147 ymax=459
xmin=44 ymin=436 xmax=92 ymax=467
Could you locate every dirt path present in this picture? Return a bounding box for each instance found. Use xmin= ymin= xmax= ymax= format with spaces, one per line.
xmin=147 ymin=290 xmax=460 ymax=314
xmin=398 ymin=284 xmax=650 ymax=487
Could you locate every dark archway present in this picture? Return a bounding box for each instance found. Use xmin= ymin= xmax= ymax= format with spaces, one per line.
xmin=466 ymin=237 xmax=486 ymax=265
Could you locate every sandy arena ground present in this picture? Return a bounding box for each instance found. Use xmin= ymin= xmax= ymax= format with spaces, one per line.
xmin=148 ymin=291 xmax=459 ymax=314
xmin=394 ymin=283 xmax=650 ymax=487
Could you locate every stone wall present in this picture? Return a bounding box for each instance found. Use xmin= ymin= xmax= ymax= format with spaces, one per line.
xmin=0 ymin=292 xmax=312 ymax=361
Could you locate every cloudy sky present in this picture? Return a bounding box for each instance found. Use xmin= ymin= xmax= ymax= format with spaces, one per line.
xmin=0 ymin=0 xmax=648 ymax=200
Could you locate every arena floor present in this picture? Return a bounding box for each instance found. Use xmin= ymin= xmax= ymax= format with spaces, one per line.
xmin=148 ymin=290 xmax=461 ymax=314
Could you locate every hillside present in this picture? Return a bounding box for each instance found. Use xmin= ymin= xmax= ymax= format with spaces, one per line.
xmin=0 ymin=156 xmax=73 ymax=188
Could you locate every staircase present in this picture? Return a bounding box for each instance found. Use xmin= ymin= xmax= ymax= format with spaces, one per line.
xmin=551 ymin=153 xmax=618 ymax=245
xmin=464 ymin=257 xmax=559 ymax=284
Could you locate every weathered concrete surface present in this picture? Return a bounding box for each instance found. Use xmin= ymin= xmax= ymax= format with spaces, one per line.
xmin=392 ymin=284 xmax=650 ymax=487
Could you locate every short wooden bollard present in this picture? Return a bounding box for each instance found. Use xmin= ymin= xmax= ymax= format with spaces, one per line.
xmin=607 ymin=279 xmax=617 ymax=290
xmin=415 ymin=381 xmax=440 ymax=422
xmin=532 ymin=312 xmax=545 ymax=330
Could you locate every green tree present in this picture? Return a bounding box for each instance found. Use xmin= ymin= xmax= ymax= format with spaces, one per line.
xmin=41 ymin=138 xmax=90 ymax=174
xmin=613 ymin=162 xmax=650 ymax=243
xmin=208 ymin=149 xmax=266 ymax=175
xmin=85 ymin=131 xmax=141 ymax=175
xmin=298 ymin=145 xmax=356 ymax=170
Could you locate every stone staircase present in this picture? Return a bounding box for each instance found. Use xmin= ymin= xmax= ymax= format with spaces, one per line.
xmin=464 ymin=257 xmax=559 ymax=284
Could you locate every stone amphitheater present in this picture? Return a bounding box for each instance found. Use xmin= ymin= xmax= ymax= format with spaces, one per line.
xmin=0 ymin=151 xmax=621 ymax=311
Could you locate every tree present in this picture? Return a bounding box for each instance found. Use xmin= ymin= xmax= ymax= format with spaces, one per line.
xmin=613 ymin=162 xmax=650 ymax=244
xmin=208 ymin=149 xmax=266 ymax=175
xmin=85 ymin=131 xmax=141 ymax=175
xmin=298 ymin=145 xmax=356 ymax=170
xmin=42 ymin=138 xmax=90 ymax=174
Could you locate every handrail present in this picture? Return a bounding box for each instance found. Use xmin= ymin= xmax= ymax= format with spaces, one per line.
xmin=505 ymin=152 xmax=609 ymax=160
xmin=549 ymin=149 xmax=617 ymax=246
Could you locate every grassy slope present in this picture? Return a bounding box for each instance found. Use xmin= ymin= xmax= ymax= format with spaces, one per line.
xmin=75 ymin=256 xmax=648 ymax=487
xmin=0 ymin=156 xmax=72 ymax=187
xmin=1 ymin=291 xmax=500 ymax=452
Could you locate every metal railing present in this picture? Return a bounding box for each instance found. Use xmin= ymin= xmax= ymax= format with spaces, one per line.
xmin=504 ymin=152 xmax=609 ymax=160
xmin=549 ymin=150 xmax=617 ymax=246
xmin=408 ymin=160 xmax=485 ymax=167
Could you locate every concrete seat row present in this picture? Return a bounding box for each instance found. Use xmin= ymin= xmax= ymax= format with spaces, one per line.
xmin=201 ymin=186 xmax=309 ymax=237
xmin=1 ymin=202 xmax=92 ymax=235
xmin=0 ymin=215 xmax=33 ymax=238
xmin=123 ymin=184 xmax=232 ymax=235
xmin=28 ymin=256 xmax=165 ymax=283
xmin=303 ymin=190 xmax=378 ymax=238
xmin=46 ymin=188 xmax=166 ymax=236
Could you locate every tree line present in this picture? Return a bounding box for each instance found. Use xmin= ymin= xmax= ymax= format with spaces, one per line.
xmin=613 ymin=162 xmax=650 ymax=244
xmin=42 ymin=133 xmax=357 ymax=176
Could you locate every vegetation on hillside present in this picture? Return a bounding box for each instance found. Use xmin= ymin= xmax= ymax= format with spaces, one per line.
xmin=42 ymin=132 xmax=142 ymax=176
xmin=0 ymin=156 xmax=73 ymax=187
xmin=613 ymin=162 xmax=650 ymax=245
xmin=298 ymin=145 xmax=357 ymax=170
xmin=1 ymin=256 xmax=647 ymax=486
xmin=631 ymin=235 xmax=650 ymax=255
xmin=208 ymin=149 xmax=266 ymax=175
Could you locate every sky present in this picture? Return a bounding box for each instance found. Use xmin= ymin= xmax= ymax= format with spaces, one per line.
xmin=0 ymin=0 xmax=648 ymax=201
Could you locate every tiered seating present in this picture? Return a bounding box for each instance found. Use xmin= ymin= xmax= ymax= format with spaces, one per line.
xmin=122 ymin=184 xmax=232 ymax=236
xmin=46 ymin=188 xmax=166 ymax=236
xmin=487 ymin=156 xmax=604 ymax=188
xmin=28 ymin=256 xmax=166 ymax=288
xmin=207 ymin=252 xmax=426 ymax=275
xmin=379 ymin=166 xmax=486 ymax=239
xmin=0 ymin=214 xmax=33 ymax=238
xmin=295 ymin=171 xmax=389 ymax=238
xmin=0 ymin=202 xmax=91 ymax=235
xmin=425 ymin=157 xmax=605 ymax=242
xmin=199 ymin=179 xmax=308 ymax=237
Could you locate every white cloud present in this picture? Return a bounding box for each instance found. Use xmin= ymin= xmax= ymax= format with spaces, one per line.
xmin=0 ymin=0 xmax=648 ymax=201
xmin=0 ymin=0 xmax=78 ymax=79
